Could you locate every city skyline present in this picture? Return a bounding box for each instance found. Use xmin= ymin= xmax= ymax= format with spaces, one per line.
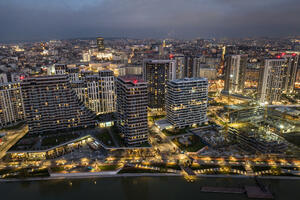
xmin=0 ymin=1 xmax=300 ymax=199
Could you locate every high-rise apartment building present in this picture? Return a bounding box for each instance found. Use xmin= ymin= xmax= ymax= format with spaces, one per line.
xmin=198 ymin=65 xmax=217 ymax=80
xmin=282 ymin=54 xmax=299 ymax=94
xmin=173 ymin=54 xmax=185 ymax=79
xmin=116 ymin=76 xmax=148 ymax=146
xmin=96 ymin=37 xmax=105 ymax=51
xmin=0 ymin=82 xmax=25 ymax=128
xmin=257 ymin=58 xmax=286 ymax=104
xmin=193 ymin=57 xmax=202 ymax=78
xmin=21 ymin=75 xmax=96 ymax=135
xmin=184 ymin=56 xmax=194 ymax=78
xmin=143 ymin=59 xmax=176 ymax=110
xmin=245 ymin=64 xmax=260 ymax=89
xmin=71 ymin=70 xmax=116 ymax=115
xmin=0 ymin=73 xmax=8 ymax=84
xmin=47 ymin=64 xmax=68 ymax=75
xmin=166 ymin=78 xmax=208 ymax=128
xmin=48 ymin=64 xmax=116 ymax=115
xmin=85 ymin=70 xmax=115 ymax=114
xmin=192 ymin=56 xmax=219 ymax=79
xmin=224 ymin=55 xmax=248 ymax=93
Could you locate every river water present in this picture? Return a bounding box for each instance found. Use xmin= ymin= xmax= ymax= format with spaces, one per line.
xmin=0 ymin=176 xmax=299 ymax=200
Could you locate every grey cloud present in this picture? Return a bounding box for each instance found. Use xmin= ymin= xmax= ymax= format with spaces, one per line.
xmin=0 ymin=0 xmax=299 ymax=42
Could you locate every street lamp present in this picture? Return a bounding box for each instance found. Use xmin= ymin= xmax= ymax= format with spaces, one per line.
xmin=279 ymin=125 xmax=284 ymax=129
xmin=279 ymin=124 xmax=284 ymax=134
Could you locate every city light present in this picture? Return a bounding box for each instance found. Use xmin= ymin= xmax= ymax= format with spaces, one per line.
xmin=279 ymin=125 xmax=284 ymax=129
xmin=0 ymin=4 xmax=299 ymax=197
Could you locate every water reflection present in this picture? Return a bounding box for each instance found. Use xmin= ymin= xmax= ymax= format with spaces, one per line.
xmin=121 ymin=177 xmax=149 ymax=200
xmin=0 ymin=177 xmax=299 ymax=200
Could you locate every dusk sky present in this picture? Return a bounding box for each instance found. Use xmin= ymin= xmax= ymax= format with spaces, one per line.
xmin=0 ymin=0 xmax=300 ymax=42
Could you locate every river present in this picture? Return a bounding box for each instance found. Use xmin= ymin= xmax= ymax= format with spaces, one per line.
xmin=0 ymin=176 xmax=300 ymax=200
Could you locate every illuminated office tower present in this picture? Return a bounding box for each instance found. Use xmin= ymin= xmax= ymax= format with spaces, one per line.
xmin=116 ymin=76 xmax=148 ymax=146
xmin=96 ymin=37 xmax=105 ymax=51
xmin=143 ymin=59 xmax=176 ymax=110
xmin=166 ymin=78 xmax=208 ymax=128
xmin=0 ymin=82 xmax=25 ymax=128
xmin=21 ymin=75 xmax=96 ymax=135
xmin=257 ymin=58 xmax=286 ymax=104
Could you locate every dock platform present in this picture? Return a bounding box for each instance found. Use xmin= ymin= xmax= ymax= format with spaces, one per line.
xmin=201 ymin=187 xmax=245 ymax=194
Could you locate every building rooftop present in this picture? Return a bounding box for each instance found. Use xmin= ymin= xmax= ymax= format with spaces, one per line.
xmin=143 ymin=59 xmax=174 ymax=63
xmin=118 ymin=75 xmax=145 ymax=85
xmin=170 ymin=77 xmax=208 ymax=83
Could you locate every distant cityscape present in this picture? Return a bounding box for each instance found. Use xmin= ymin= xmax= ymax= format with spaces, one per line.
xmin=0 ymin=36 xmax=299 ymax=194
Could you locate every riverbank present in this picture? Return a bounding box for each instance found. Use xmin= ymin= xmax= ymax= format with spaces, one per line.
xmin=1 ymin=172 xmax=300 ymax=183
xmin=0 ymin=173 xmax=181 ymax=182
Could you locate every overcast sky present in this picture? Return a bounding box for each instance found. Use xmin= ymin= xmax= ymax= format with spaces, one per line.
xmin=0 ymin=0 xmax=299 ymax=42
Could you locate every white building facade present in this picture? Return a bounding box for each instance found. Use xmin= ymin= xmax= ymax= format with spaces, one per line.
xmin=258 ymin=59 xmax=286 ymax=104
xmin=0 ymin=82 xmax=25 ymax=128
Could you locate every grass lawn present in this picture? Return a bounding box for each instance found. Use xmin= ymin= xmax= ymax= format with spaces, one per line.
xmin=41 ymin=133 xmax=80 ymax=146
xmin=110 ymin=125 xmax=125 ymax=146
xmin=118 ymin=167 xmax=158 ymax=174
xmin=2 ymin=168 xmax=49 ymax=178
xmin=98 ymin=165 xmax=121 ymax=171
xmin=50 ymin=166 xmax=66 ymax=172
xmin=283 ymin=133 xmax=300 ymax=147
xmin=94 ymin=128 xmax=114 ymax=147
